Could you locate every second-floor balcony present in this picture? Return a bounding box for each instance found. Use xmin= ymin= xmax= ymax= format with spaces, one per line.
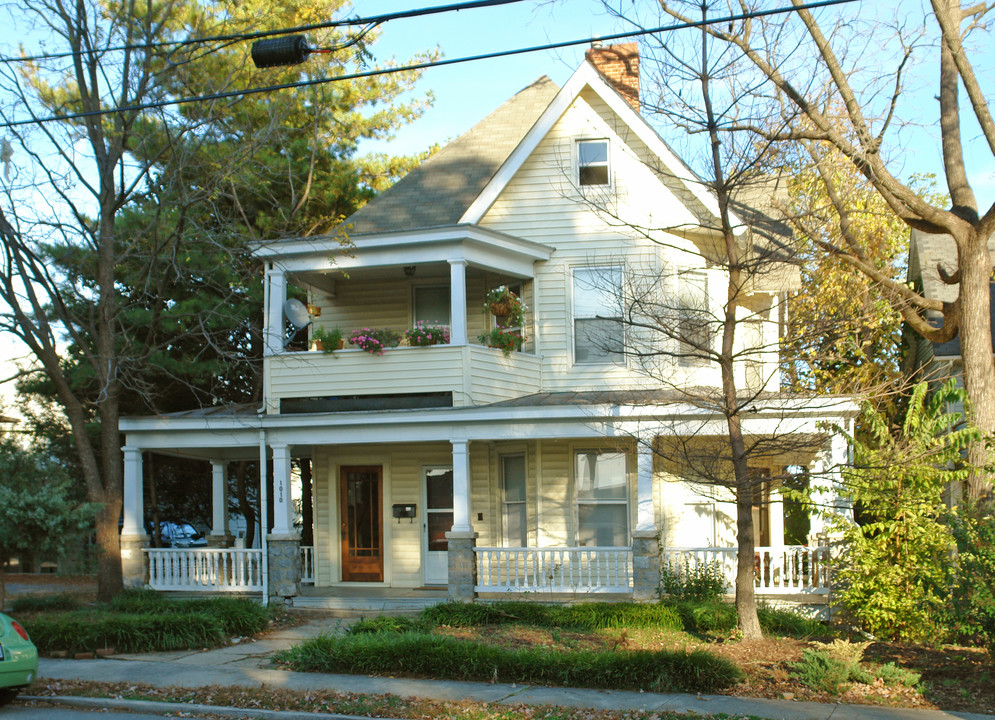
xmin=256 ymin=225 xmax=554 ymax=414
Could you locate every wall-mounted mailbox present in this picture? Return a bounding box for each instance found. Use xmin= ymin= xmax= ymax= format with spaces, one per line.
xmin=392 ymin=504 xmax=416 ymax=519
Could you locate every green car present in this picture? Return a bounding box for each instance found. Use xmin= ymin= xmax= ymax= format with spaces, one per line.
xmin=0 ymin=612 xmax=37 ymax=705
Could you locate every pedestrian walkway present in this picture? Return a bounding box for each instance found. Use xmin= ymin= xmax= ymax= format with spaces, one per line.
xmin=33 ymin=618 xmax=995 ymax=720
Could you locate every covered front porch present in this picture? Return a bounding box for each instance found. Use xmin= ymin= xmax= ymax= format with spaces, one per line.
xmin=120 ymin=395 xmax=854 ymax=607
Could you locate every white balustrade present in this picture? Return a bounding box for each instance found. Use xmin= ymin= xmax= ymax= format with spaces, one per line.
xmin=661 ymin=545 xmax=831 ymax=595
xmin=475 ymin=547 xmax=632 ymax=593
xmin=145 ymin=549 xmax=264 ymax=592
xmin=300 ymin=546 xmax=314 ymax=584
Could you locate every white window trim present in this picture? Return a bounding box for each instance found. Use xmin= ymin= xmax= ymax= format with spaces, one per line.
xmin=576 ymin=138 xmax=611 ymax=189
xmin=572 ymin=265 xmax=625 ymax=366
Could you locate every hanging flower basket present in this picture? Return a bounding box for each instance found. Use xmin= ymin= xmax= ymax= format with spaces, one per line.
xmin=489 ymin=301 xmax=512 ymax=318
xmin=483 ymin=286 xmax=526 ymax=327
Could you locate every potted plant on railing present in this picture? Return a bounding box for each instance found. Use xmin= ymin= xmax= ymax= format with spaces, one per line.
xmin=478 ymin=327 xmax=523 ymax=356
xmin=311 ymin=327 xmax=344 ymax=354
xmin=405 ymin=322 xmax=450 ymax=346
xmin=484 ymin=286 xmax=526 ymax=328
xmin=348 ymin=327 xmax=401 ymax=355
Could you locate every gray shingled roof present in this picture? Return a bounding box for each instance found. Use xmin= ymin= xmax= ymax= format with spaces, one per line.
xmin=909 ymin=229 xmax=995 ymax=357
xmin=344 ymin=76 xmax=560 ymax=235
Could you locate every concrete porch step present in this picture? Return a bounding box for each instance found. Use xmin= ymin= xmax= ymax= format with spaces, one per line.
xmin=292 ymin=588 xmax=449 ymax=614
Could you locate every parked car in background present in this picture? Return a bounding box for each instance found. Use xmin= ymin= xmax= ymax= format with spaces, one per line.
xmin=150 ymin=520 xmax=209 ymax=548
xmin=0 ymin=612 xmax=37 ymax=705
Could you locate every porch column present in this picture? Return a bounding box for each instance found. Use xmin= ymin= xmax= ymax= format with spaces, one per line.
xmin=120 ymin=446 xmax=149 ymax=588
xmin=449 ymin=259 xmax=468 ymax=346
xmin=446 ymin=439 xmax=477 ymax=601
xmin=265 ymin=265 xmax=287 ymax=356
xmin=631 ymin=439 xmax=660 ymax=602
xmin=267 ymin=442 xmax=300 ymax=603
xmin=271 ymin=444 xmax=294 ymax=535
xmin=209 ymin=460 xmax=233 ymax=547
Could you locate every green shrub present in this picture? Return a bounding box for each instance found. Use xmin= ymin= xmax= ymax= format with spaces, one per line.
xmin=26 ymin=611 xmax=224 ymax=654
xmin=875 ymin=661 xmax=921 ymax=688
xmin=108 ymin=589 xmax=170 ymax=614
xmin=182 ymin=597 xmax=269 ymax=637
xmin=666 ymin=599 xmax=737 ymax=634
xmin=661 ymin=560 xmax=727 ymax=601
xmin=350 ymin=616 xmax=422 ymax=635
xmin=277 ymin=632 xmax=741 ymax=693
xmin=790 ymin=649 xmax=867 ymax=695
xmin=421 ymin=601 xmax=551 ymax=628
xmin=10 ymin=593 xmax=83 ymax=613
xmin=550 ymin=603 xmax=683 ymax=631
xmin=757 ymin=605 xmax=827 ymax=638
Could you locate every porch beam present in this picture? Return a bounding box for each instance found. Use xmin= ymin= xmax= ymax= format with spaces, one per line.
xmin=449 ymin=259 xmax=468 ymax=346
xmin=451 ymin=439 xmax=472 ymax=532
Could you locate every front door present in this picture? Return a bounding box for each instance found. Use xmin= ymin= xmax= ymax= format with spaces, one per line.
xmin=423 ymin=467 xmax=454 ymax=585
xmin=340 ymin=466 xmax=383 ymax=582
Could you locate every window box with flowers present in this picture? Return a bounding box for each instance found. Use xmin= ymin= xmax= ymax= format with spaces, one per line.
xmin=348 ymin=328 xmax=401 ymax=355
xmin=405 ymin=322 xmax=450 ymax=347
xmin=479 ymin=327 xmax=524 ymax=356
xmin=484 ymin=286 xmax=526 ymax=328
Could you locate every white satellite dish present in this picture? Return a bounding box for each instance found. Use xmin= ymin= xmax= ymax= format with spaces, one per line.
xmin=284 ymin=298 xmax=311 ymax=329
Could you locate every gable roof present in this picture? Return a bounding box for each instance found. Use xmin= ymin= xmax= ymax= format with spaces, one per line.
xmin=344 ymin=76 xmax=559 ymax=235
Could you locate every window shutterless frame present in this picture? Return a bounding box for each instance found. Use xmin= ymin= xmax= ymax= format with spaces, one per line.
xmin=577 ymin=139 xmax=610 ymax=187
xmin=574 ymin=450 xmax=630 ymax=547
xmin=572 ymin=266 xmax=624 ymax=365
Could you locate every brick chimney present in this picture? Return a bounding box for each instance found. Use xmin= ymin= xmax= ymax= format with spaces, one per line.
xmin=585 ymin=42 xmax=639 ymax=112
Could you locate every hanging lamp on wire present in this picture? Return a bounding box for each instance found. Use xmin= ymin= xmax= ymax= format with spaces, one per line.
xmin=251 ymin=34 xmax=333 ymax=68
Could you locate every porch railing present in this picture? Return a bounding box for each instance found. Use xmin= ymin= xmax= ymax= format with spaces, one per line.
xmin=475 ymin=546 xmax=632 ymax=593
xmin=300 ymin=546 xmax=314 ymax=584
xmin=662 ymin=545 xmax=831 ymax=595
xmin=146 ymin=548 xmax=264 ymax=592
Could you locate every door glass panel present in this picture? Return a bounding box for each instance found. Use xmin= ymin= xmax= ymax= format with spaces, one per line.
xmin=428 ymin=511 xmax=454 ymax=551
xmin=427 ymin=468 xmax=454 ymax=509
xmin=425 ymin=468 xmax=454 ymax=553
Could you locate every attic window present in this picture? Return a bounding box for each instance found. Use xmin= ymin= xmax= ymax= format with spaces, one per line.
xmin=578 ymin=140 xmax=609 ymax=186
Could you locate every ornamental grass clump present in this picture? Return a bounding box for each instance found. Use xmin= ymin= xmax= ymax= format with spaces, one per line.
xmin=405 ymin=322 xmax=450 ymax=346
xmin=348 ymin=328 xmax=400 ymax=355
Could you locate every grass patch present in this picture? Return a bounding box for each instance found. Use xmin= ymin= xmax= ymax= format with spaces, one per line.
xmin=277 ymin=631 xmax=741 ymax=693
xmin=22 ymin=590 xmax=269 ymax=654
xmin=422 ymin=601 xmax=683 ymax=632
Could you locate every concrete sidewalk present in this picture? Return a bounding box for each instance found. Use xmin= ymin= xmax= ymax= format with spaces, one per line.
xmin=34 ymin=618 xmax=995 ymax=720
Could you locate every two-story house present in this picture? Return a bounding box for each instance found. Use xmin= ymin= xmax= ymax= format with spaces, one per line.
xmin=120 ymin=44 xmax=855 ymax=607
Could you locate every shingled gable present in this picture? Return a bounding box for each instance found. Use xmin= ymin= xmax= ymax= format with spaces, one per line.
xmin=342 ymin=76 xmax=559 ymax=235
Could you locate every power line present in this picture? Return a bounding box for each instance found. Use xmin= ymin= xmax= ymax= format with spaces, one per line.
xmin=0 ymin=0 xmax=860 ymax=130
xmin=0 ymin=0 xmax=532 ymax=65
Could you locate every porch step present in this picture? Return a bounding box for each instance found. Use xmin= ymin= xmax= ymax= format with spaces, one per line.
xmin=292 ymin=589 xmax=448 ymax=614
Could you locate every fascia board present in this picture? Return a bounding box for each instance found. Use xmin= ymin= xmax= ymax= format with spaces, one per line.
xmin=460 ymin=63 xmax=739 ymax=230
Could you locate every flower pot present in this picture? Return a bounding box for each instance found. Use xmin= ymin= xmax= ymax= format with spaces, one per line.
xmin=490 ymin=301 xmax=511 ymax=317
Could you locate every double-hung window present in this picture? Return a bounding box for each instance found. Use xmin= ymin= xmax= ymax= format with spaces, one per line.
xmin=678 ymin=271 xmax=710 ymax=365
xmin=578 ymin=139 xmax=610 ymax=187
xmin=576 ymin=450 xmax=629 ymax=547
xmin=414 ymin=285 xmax=450 ymax=327
xmin=500 ymin=454 xmax=527 ymax=547
xmin=573 ymin=266 xmax=624 ymax=365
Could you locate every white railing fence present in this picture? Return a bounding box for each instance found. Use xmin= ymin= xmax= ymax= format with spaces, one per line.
xmin=662 ymin=545 xmax=831 ymax=595
xmin=475 ymin=546 xmax=632 ymax=593
xmin=146 ymin=548 xmax=264 ymax=592
xmin=300 ymin=546 xmax=314 ymax=584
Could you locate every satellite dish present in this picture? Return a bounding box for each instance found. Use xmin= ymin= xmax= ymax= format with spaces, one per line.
xmin=284 ymin=298 xmax=311 ymax=329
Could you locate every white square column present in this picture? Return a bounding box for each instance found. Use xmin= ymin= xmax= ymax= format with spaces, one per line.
xmin=121 ymin=446 xmax=144 ymax=535
xmin=265 ymin=266 xmax=287 ymax=356
xmin=271 ymin=443 xmax=295 ymax=536
xmin=635 ymin=440 xmax=656 ymax=533
xmin=210 ymin=460 xmax=231 ymax=545
xmin=449 ymin=259 xmax=468 ymax=346
xmin=450 ymin=439 xmax=471 ymax=532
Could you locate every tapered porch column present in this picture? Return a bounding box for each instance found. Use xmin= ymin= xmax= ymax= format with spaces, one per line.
xmin=631 ymin=439 xmax=659 ymax=602
xmin=209 ymin=460 xmax=233 ymax=547
xmin=446 ymin=439 xmax=477 ymax=601
xmin=265 ymin=266 xmax=287 ymax=356
xmin=120 ymin=446 xmax=149 ymax=588
xmin=268 ymin=443 xmax=300 ymax=603
xmin=449 ymin=259 xmax=468 ymax=346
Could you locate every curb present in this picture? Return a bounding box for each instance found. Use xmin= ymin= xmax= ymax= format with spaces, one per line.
xmin=24 ymin=695 xmax=382 ymax=720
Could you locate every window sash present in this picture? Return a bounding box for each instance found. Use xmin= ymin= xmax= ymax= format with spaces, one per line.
xmin=414 ymin=285 xmax=450 ymax=326
xmin=501 ymin=455 xmax=528 ymax=547
xmin=575 ymin=451 xmax=629 ymax=547
xmin=578 ymin=140 xmax=609 ymax=186
xmin=678 ymin=271 xmax=710 ymax=363
xmin=573 ymin=267 xmax=624 ymax=365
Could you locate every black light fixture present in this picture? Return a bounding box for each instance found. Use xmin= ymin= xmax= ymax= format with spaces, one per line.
xmin=251 ymin=35 xmax=312 ymax=68
xmin=403 ymin=266 xmax=417 ymax=277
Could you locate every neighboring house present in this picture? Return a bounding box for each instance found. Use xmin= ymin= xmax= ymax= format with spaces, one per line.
xmin=906 ymin=228 xmax=995 ymax=388
xmin=120 ymin=44 xmax=855 ymax=606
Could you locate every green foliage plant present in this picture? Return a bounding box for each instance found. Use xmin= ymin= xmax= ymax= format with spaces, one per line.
xmin=311 ymin=327 xmax=344 ymax=354
xmin=660 ymin=560 xmax=726 ymax=601
xmin=276 ymin=631 xmax=741 ymax=693
xmin=946 ymin=504 xmax=995 ymax=654
xmin=828 ymin=381 xmax=978 ymax=642
xmin=10 ymin=593 xmax=83 ymax=614
xmin=348 ymin=328 xmax=401 ymax=355
xmin=350 ymin=616 xmax=423 ymax=635
xmin=477 ymin=327 xmax=523 ymax=356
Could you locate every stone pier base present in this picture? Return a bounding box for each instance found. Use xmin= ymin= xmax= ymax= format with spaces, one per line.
xmin=631 ymin=530 xmax=660 ymax=602
xmin=446 ymin=531 xmax=478 ymax=601
xmin=267 ymin=534 xmax=301 ymax=604
xmin=120 ymin=534 xmax=150 ymax=589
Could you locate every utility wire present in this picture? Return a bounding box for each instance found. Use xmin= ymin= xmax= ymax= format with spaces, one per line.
xmin=0 ymin=0 xmax=859 ymax=130
xmin=0 ymin=0 xmax=531 ymax=65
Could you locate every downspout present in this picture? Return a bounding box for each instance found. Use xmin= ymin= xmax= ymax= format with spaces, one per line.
xmin=259 ymin=430 xmax=269 ymax=605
